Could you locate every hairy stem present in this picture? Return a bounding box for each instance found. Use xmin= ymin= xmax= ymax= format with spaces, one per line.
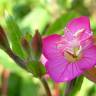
xmin=40 ymin=77 xmax=52 ymax=96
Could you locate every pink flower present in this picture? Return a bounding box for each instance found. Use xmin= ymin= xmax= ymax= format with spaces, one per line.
xmin=42 ymin=16 xmax=96 ymax=82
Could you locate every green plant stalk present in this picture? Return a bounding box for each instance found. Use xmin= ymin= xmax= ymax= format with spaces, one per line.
xmin=40 ymin=77 xmax=52 ymax=96
xmin=6 ymin=48 xmax=51 ymax=96
xmin=6 ymin=48 xmax=26 ymax=69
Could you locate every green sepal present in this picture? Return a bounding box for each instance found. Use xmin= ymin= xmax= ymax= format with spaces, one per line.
xmin=27 ymin=60 xmax=46 ymax=77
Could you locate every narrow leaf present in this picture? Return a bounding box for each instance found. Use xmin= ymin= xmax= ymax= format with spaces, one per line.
xmin=64 ymin=75 xmax=84 ymax=96
xmin=0 ymin=26 xmax=10 ymax=51
xmin=5 ymin=16 xmax=26 ymax=59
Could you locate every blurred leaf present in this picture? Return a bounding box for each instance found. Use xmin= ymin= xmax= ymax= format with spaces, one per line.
xmin=8 ymin=73 xmax=22 ymax=96
xmin=0 ymin=0 xmax=12 ymax=17
xmin=71 ymin=0 xmax=90 ymax=16
xmin=91 ymin=18 xmax=96 ymax=35
xmin=78 ymin=77 xmax=94 ymax=96
xmin=20 ymin=77 xmax=42 ymax=96
xmin=87 ymin=85 xmax=96 ymax=96
xmin=58 ymin=0 xmax=71 ymax=9
xmin=70 ymin=75 xmax=84 ymax=96
xmin=0 ymin=49 xmax=27 ymax=75
xmin=21 ymin=37 xmax=31 ymax=57
xmin=39 ymin=63 xmax=46 ymax=76
xmin=21 ymin=7 xmax=51 ymax=35
xmin=83 ymin=67 xmax=96 ymax=83
xmin=13 ymin=4 xmax=31 ymax=20
xmin=64 ymin=76 xmax=84 ymax=96
xmin=5 ymin=16 xmax=26 ymax=59
xmin=46 ymin=11 xmax=79 ymax=35
xmin=0 ymin=26 xmax=10 ymax=51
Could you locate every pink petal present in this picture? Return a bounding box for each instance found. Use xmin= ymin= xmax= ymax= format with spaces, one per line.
xmin=78 ymin=46 xmax=96 ymax=69
xmin=40 ymin=54 xmax=48 ymax=65
xmin=42 ymin=34 xmax=61 ymax=59
xmin=46 ymin=57 xmax=83 ymax=82
xmin=80 ymin=37 xmax=93 ymax=50
xmin=65 ymin=16 xmax=91 ymax=34
xmin=64 ymin=16 xmax=92 ymax=41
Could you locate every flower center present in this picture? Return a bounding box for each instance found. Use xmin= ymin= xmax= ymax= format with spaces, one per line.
xmin=56 ymin=28 xmax=93 ymax=63
xmin=64 ymin=47 xmax=82 ymax=63
xmin=64 ymin=38 xmax=83 ymax=62
xmin=57 ymin=38 xmax=82 ymax=63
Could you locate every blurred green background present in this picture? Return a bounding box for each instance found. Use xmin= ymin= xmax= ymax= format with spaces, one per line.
xmin=0 ymin=0 xmax=96 ymax=96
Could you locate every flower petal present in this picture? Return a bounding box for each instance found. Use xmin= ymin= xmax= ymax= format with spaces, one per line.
xmin=42 ymin=34 xmax=61 ymax=59
xmin=40 ymin=54 xmax=48 ymax=65
xmin=46 ymin=58 xmax=82 ymax=82
xmin=64 ymin=16 xmax=92 ymax=42
xmin=65 ymin=16 xmax=91 ymax=34
xmin=78 ymin=46 xmax=96 ymax=69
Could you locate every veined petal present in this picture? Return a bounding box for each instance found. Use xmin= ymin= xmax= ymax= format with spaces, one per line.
xmin=42 ymin=34 xmax=61 ymax=59
xmin=46 ymin=58 xmax=82 ymax=82
xmin=78 ymin=46 xmax=96 ymax=69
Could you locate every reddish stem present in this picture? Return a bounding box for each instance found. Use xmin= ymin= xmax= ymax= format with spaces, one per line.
xmin=53 ymin=83 xmax=60 ymax=96
xmin=1 ymin=69 xmax=10 ymax=96
xmin=40 ymin=77 xmax=52 ymax=96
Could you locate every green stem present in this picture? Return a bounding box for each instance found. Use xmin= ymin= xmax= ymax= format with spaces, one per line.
xmin=40 ymin=77 xmax=52 ymax=96
xmin=6 ymin=48 xmax=26 ymax=69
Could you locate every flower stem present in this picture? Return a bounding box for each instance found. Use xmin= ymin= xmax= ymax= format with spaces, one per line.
xmin=40 ymin=77 xmax=52 ymax=96
xmin=6 ymin=48 xmax=26 ymax=69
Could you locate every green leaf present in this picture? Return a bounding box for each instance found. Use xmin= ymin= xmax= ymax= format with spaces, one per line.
xmin=71 ymin=75 xmax=84 ymax=96
xmin=13 ymin=4 xmax=31 ymax=20
xmin=8 ymin=73 xmax=22 ymax=96
xmin=39 ymin=63 xmax=46 ymax=76
xmin=0 ymin=26 xmax=10 ymax=51
xmin=21 ymin=7 xmax=51 ymax=35
xmin=5 ymin=16 xmax=26 ymax=59
xmin=90 ymin=18 xmax=96 ymax=35
xmin=0 ymin=49 xmax=27 ymax=75
xmin=46 ymin=11 xmax=79 ymax=35
xmin=64 ymin=76 xmax=84 ymax=96
xmin=58 ymin=0 xmax=71 ymax=9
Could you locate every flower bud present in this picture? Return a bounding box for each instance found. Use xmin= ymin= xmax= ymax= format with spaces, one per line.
xmin=31 ymin=30 xmax=42 ymax=60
